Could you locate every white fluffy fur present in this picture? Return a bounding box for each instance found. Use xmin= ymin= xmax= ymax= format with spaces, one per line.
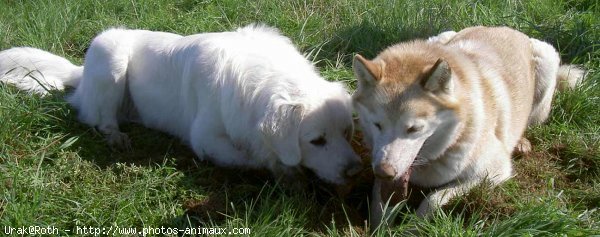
xmin=0 ymin=47 xmax=82 ymax=94
xmin=427 ymin=30 xmax=457 ymax=44
xmin=0 ymin=24 xmax=362 ymax=184
xmin=556 ymin=64 xmax=586 ymax=91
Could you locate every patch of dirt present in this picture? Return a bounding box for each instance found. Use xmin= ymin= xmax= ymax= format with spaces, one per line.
xmin=447 ymin=140 xmax=576 ymax=223
xmin=180 ymin=130 xmax=379 ymax=233
xmin=315 ymin=174 xmax=373 ymax=229
xmin=515 ymin=147 xmax=568 ymax=193
xmin=446 ymin=182 xmax=517 ymax=222
xmin=549 ymin=142 xmax=599 ymax=181
xmin=4 ymin=178 xmax=13 ymax=189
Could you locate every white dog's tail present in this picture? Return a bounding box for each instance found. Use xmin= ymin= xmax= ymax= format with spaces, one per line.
xmin=0 ymin=47 xmax=83 ymax=95
xmin=556 ymin=64 xmax=586 ymax=91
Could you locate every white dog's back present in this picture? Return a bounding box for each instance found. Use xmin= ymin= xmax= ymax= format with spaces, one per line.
xmin=78 ymin=25 xmax=334 ymax=143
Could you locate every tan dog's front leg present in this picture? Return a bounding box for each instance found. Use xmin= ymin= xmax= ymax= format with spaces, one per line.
xmin=416 ymin=179 xmax=478 ymax=218
xmin=370 ymin=176 xmax=410 ymax=229
xmin=370 ymin=179 xmax=385 ymax=228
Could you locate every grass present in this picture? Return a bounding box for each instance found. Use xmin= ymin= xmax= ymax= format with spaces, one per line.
xmin=1 ymin=0 xmax=598 ymax=236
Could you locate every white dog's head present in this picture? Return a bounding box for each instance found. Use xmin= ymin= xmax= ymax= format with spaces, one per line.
xmin=260 ymin=83 xmax=363 ymax=184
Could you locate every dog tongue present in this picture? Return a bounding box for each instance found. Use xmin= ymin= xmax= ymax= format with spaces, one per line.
xmin=380 ymin=167 xmax=413 ymax=204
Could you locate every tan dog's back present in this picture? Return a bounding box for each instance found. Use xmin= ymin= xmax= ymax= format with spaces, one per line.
xmin=446 ymin=26 xmax=536 ymax=150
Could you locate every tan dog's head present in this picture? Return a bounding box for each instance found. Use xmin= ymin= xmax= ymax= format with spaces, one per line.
xmin=261 ymin=82 xmax=362 ymax=184
xmin=352 ymin=42 xmax=462 ymax=180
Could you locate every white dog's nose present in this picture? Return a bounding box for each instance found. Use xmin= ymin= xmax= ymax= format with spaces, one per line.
xmin=344 ymin=161 xmax=363 ymax=177
xmin=373 ymin=163 xmax=396 ymax=180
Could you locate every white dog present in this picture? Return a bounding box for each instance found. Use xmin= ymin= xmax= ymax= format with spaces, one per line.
xmin=0 ymin=24 xmax=362 ymax=184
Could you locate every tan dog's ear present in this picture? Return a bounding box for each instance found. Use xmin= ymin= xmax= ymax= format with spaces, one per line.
xmin=353 ymin=54 xmax=384 ymax=91
xmin=423 ymin=58 xmax=453 ymax=94
xmin=260 ymin=98 xmax=304 ymax=166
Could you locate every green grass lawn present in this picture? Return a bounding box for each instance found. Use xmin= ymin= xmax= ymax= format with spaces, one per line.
xmin=1 ymin=0 xmax=598 ymax=236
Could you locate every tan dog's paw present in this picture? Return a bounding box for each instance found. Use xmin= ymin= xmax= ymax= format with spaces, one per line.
xmin=515 ymin=137 xmax=532 ymax=155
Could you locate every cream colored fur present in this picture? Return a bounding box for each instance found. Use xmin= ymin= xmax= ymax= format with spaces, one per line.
xmin=353 ymin=26 xmax=585 ymax=226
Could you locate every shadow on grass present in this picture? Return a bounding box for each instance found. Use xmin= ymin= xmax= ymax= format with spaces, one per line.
xmin=314 ymin=12 xmax=598 ymax=70
xmin=38 ymin=90 xmax=377 ymax=233
xmin=159 ymin=133 xmax=380 ymax=233
xmin=315 ymin=20 xmax=444 ymax=68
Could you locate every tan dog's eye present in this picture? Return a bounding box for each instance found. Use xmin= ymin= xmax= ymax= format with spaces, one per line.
xmin=407 ymin=125 xmax=423 ymax=134
xmin=310 ymin=136 xmax=327 ymax=146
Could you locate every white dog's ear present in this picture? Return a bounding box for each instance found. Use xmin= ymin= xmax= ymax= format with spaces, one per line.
xmin=423 ymin=58 xmax=453 ymax=95
xmin=353 ymin=54 xmax=384 ymax=91
xmin=260 ymin=99 xmax=304 ymax=166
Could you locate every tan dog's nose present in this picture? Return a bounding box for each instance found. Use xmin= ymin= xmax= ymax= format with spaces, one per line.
xmin=373 ymin=163 xmax=396 ymax=180
xmin=344 ymin=161 xmax=363 ymax=177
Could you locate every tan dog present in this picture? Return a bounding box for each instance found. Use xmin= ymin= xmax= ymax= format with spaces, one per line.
xmin=352 ymin=26 xmax=584 ymax=225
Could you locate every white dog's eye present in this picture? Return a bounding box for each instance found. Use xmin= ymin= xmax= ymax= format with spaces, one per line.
xmin=374 ymin=122 xmax=382 ymax=131
xmin=310 ymin=135 xmax=327 ymax=146
xmin=344 ymin=127 xmax=352 ymax=140
xmin=407 ymin=125 xmax=424 ymax=134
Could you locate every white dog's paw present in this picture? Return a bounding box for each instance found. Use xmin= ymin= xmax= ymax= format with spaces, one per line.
xmin=106 ymin=131 xmax=132 ymax=151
